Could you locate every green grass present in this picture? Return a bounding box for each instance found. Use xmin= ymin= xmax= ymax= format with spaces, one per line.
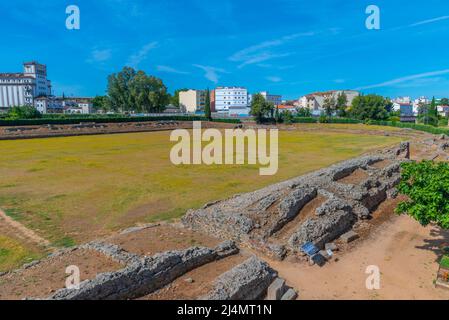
xmin=0 ymin=236 xmax=43 ymax=272
xmin=0 ymin=125 xmax=406 ymax=254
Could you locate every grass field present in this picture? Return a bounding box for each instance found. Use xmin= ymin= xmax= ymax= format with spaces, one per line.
xmin=0 ymin=124 xmax=407 ymax=271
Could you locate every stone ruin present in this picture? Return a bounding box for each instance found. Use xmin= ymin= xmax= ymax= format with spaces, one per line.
xmin=5 ymin=234 xmax=281 ymax=300
xmin=2 ymin=142 xmax=415 ymax=300
xmin=183 ymin=143 xmax=411 ymax=260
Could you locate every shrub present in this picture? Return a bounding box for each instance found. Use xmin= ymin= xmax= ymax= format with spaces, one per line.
xmin=292 ymin=117 xmax=318 ymax=124
xmin=367 ymin=120 xmax=449 ymax=135
xmin=389 ymin=116 xmax=400 ymax=122
xmin=318 ymin=115 xmax=330 ymax=123
xmin=438 ymin=118 xmax=448 ymax=127
xmin=7 ymin=106 xmax=42 ymax=120
xmin=396 ymin=161 xmax=449 ymax=229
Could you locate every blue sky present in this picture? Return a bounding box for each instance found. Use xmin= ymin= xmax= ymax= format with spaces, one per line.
xmin=1 ymin=0 xmax=449 ymax=100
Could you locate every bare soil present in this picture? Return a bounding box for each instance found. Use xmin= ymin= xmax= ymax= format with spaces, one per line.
xmin=0 ymin=249 xmax=123 ymax=300
xmin=338 ymin=169 xmax=369 ymax=185
xmin=0 ymin=121 xmax=237 ymax=141
xmin=139 ymin=253 xmax=249 ymax=300
xmin=268 ymin=214 xmax=449 ymax=300
xmin=107 ymin=224 xmax=221 ymax=256
xmin=0 ymin=209 xmax=51 ymax=248
xmin=370 ymin=159 xmax=393 ymax=169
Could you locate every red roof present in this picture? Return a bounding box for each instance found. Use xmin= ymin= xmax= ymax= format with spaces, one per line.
xmin=278 ymin=105 xmax=295 ymax=109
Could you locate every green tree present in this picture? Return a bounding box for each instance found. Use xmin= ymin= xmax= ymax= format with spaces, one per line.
xmin=336 ymin=92 xmax=348 ymax=116
xmin=250 ymin=93 xmax=273 ymax=123
xmin=204 ymin=88 xmax=212 ymax=120
xmin=107 ymin=67 xmax=169 ymax=113
xmin=396 ymin=161 xmax=449 ymax=229
xmin=296 ymin=107 xmax=311 ymax=117
xmin=107 ymin=67 xmax=136 ymax=112
xmin=350 ymin=94 xmax=389 ymax=121
xmin=7 ymin=106 xmax=41 ymax=119
xmin=323 ymin=95 xmax=336 ymax=116
xmin=274 ymin=106 xmax=281 ymax=123
xmin=92 ymin=96 xmax=109 ymax=113
xmin=441 ymin=98 xmax=449 ymax=106
xmin=130 ymin=71 xmax=169 ymax=113
xmin=418 ymin=97 xmax=438 ymax=126
xmin=282 ymin=110 xmax=294 ymax=124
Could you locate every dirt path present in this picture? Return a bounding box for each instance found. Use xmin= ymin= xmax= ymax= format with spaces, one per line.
xmin=0 ymin=209 xmax=52 ymax=248
xmin=268 ymin=215 xmax=449 ymax=300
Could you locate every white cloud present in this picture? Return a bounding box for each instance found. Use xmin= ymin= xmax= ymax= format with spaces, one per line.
xmin=157 ymin=65 xmax=189 ymax=75
xmin=127 ymin=42 xmax=158 ymax=68
xmin=193 ymin=65 xmax=227 ymax=83
xmin=266 ymin=76 xmax=282 ymax=83
xmin=229 ymin=32 xmax=314 ymax=68
xmin=89 ymin=49 xmax=112 ymax=63
xmin=354 ymin=69 xmax=449 ymax=91
xmin=409 ymin=16 xmax=449 ymax=27
xmin=334 ymin=79 xmax=346 ymax=84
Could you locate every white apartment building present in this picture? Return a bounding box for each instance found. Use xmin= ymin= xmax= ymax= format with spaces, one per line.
xmin=0 ymin=61 xmax=51 ymax=111
xmin=214 ymin=87 xmax=249 ymax=113
xmin=299 ymin=90 xmax=360 ymax=116
xmin=393 ymin=96 xmax=412 ymax=104
xmin=259 ymin=91 xmax=282 ymax=106
xmin=179 ymin=89 xmax=206 ymax=113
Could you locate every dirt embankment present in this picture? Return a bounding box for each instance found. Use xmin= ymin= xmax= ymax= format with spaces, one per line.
xmin=0 ymin=121 xmax=238 ymax=140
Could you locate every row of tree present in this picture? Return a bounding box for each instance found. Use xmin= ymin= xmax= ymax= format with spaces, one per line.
xmin=251 ymin=92 xmax=449 ymax=126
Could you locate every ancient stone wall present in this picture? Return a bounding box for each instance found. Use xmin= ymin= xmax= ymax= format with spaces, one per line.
xmin=183 ymin=143 xmax=410 ymax=259
xmin=47 ymin=241 xmax=238 ymax=300
xmin=200 ymin=257 xmax=276 ymax=300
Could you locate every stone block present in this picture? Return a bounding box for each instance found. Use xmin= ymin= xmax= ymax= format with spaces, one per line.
xmin=281 ymin=288 xmax=298 ymax=301
xmin=267 ymin=278 xmax=287 ymax=300
xmin=319 ymin=250 xmax=332 ymax=261
xmin=325 ymin=243 xmax=338 ymax=252
xmin=341 ymin=231 xmax=359 ymax=243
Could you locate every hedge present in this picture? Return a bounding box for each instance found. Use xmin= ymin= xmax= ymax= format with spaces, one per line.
xmin=291 ymin=117 xmax=363 ymax=124
xmin=0 ymin=116 xmax=241 ymax=126
xmin=367 ymin=120 xmax=449 ymax=135
xmin=292 ymin=117 xmax=318 ymax=123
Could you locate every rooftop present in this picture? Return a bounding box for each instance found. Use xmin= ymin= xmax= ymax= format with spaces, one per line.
xmin=0 ymin=73 xmax=34 ymax=79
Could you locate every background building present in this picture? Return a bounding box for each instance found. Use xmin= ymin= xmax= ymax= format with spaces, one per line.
xmin=62 ymin=97 xmax=93 ymax=114
xmin=214 ymin=87 xmax=249 ymax=113
xmin=0 ymin=61 xmax=51 ymax=111
xmin=179 ymin=89 xmax=206 ymax=113
xmin=299 ymin=90 xmax=359 ymax=116
xmin=259 ymin=91 xmax=282 ymax=106
xmin=34 ymin=96 xmax=63 ymax=114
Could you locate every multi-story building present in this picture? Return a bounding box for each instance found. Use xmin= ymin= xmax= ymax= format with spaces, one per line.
xmin=34 ymin=96 xmax=63 ymax=114
xmin=393 ymin=96 xmax=412 ymax=105
xmin=179 ymin=89 xmax=207 ymax=113
xmin=299 ymin=90 xmax=360 ymax=116
xmin=62 ymin=97 xmax=93 ymax=114
xmin=259 ymin=91 xmax=282 ymax=107
xmin=214 ymin=87 xmax=249 ymax=114
xmin=277 ymin=105 xmax=297 ymax=114
xmin=0 ymin=61 xmax=51 ymax=111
